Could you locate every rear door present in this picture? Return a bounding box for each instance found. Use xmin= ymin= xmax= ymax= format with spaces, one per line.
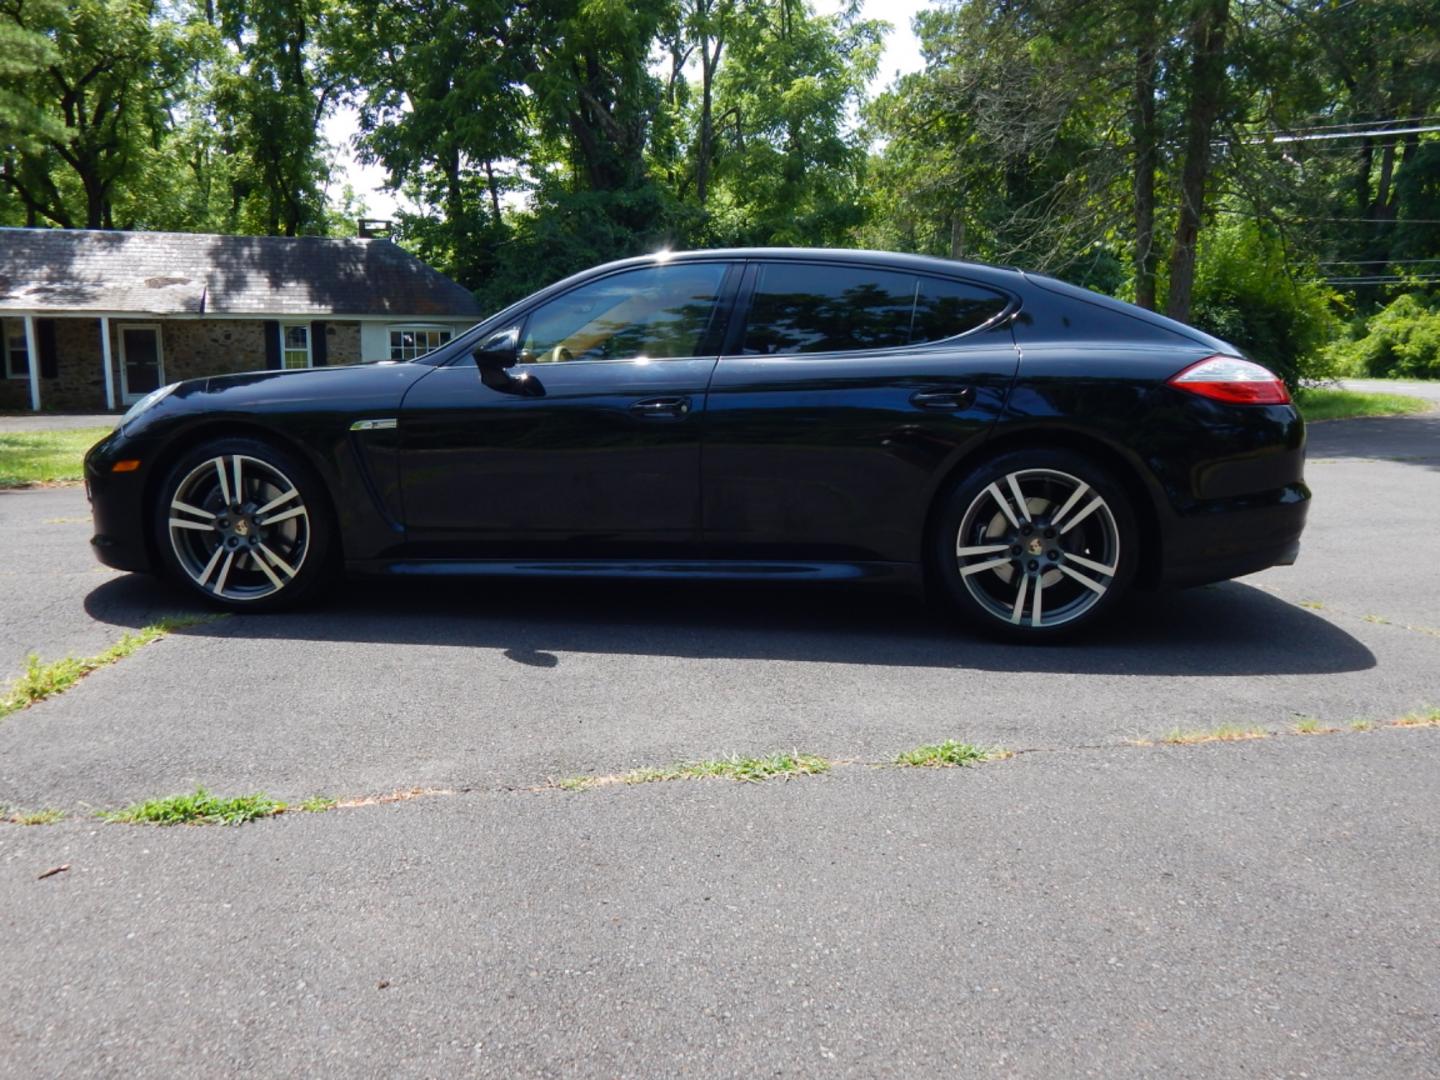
xmin=702 ymin=259 xmax=1019 ymax=564
xmin=398 ymin=261 xmax=736 ymax=559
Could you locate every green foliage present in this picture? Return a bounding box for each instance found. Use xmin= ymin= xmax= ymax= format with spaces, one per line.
xmin=104 ymin=787 xmax=286 ymax=826
xmin=1328 ymin=294 xmax=1440 ymax=379
xmin=1189 ymin=221 xmax=1340 ymax=389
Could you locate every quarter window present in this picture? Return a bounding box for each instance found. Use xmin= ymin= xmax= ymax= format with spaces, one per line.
xmin=3 ymin=319 xmax=29 ymax=379
xmin=281 ymin=323 xmax=311 ymax=369
xmin=390 ymin=326 xmax=453 ymax=361
xmin=520 ymin=263 xmax=729 ymax=363
xmin=741 ymin=264 xmax=1009 ymax=355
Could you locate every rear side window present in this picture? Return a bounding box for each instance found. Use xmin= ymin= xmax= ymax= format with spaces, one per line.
xmin=740 ymin=263 xmax=1008 ymax=355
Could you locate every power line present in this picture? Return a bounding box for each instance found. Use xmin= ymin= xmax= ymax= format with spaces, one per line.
xmin=1322 ymin=275 xmax=1440 ymax=284
xmin=1318 ymin=258 xmax=1440 ymax=265
xmin=1229 ymin=123 xmax=1440 ymax=144
xmin=1250 ymin=115 xmax=1440 ymax=136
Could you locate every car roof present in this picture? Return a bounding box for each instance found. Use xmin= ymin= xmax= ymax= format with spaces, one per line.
xmin=584 ymin=247 xmax=1029 ymax=289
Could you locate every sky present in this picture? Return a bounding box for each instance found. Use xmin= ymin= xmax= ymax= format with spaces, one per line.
xmin=322 ymin=0 xmax=931 ymax=222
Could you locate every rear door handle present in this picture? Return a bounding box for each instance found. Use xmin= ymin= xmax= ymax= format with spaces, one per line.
xmin=629 ymin=396 xmax=692 ymax=419
xmin=910 ymin=387 xmax=975 ymax=411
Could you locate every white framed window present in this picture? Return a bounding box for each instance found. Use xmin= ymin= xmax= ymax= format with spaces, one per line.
xmin=3 ymin=318 xmax=29 ymax=380
xmin=389 ymin=325 xmax=453 ymax=361
xmin=282 ymin=323 xmax=312 ymax=369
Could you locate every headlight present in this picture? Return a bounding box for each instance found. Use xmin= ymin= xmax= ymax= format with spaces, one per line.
xmin=118 ymin=382 xmax=180 ymax=431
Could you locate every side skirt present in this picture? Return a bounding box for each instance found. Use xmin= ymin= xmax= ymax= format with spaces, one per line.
xmin=346 ymin=558 xmax=921 ymax=587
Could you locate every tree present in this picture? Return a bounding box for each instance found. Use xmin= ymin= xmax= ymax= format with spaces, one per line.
xmin=211 ymin=0 xmax=337 ymax=235
xmin=0 ymin=0 xmax=198 ymax=229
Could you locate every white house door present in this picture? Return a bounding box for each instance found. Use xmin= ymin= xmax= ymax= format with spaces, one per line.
xmin=119 ymin=325 xmax=164 ymax=404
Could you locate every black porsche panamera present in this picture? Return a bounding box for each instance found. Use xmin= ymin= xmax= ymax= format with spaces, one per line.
xmin=85 ymin=248 xmax=1308 ymax=640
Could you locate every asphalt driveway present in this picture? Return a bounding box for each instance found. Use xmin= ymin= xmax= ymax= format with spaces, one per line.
xmin=1 ymin=402 xmax=1437 ymax=1077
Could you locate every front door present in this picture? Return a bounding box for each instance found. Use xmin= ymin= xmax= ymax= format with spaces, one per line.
xmin=119 ymin=325 xmax=164 ymax=404
xmin=398 ymin=261 xmax=736 ymax=559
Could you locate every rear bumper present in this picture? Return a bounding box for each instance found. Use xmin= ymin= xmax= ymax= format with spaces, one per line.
xmin=1159 ymin=481 xmax=1309 ymax=587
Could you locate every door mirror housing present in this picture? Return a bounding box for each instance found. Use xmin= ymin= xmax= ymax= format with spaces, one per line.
xmin=472 ymin=327 xmax=543 ymax=397
xmin=472 ymin=327 xmax=520 ymax=372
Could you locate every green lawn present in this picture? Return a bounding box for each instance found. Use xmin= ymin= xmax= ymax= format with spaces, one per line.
xmin=1296 ymin=388 xmax=1433 ymax=422
xmin=0 ymin=427 xmax=112 ymax=488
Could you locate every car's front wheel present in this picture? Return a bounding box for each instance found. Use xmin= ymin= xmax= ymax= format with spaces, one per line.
xmin=933 ymin=448 xmax=1138 ymax=641
xmin=154 ymin=436 xmax=335 ymax=610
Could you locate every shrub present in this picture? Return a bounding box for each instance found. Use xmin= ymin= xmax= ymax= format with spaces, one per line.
xmin=1328 ymin=293 xmax=1440 ymax=379
xmin=1187 ymin=221 xmax=1340 ymax=390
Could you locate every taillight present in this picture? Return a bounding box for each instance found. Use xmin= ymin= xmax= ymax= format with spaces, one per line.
xmin=1167 ymin=355 xmax=1291 ymax=405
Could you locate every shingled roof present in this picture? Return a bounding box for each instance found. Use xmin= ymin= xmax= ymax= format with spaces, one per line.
xmin=0 ymin=228 xmax=484 ymax=318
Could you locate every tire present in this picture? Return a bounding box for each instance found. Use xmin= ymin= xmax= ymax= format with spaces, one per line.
xmin=153 ymin=436 xmax=336 ymax=611
xmin=931 ymin=447 xmax=1139 ymax=641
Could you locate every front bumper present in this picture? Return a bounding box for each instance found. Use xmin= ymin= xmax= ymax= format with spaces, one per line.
xmin=85 ymin=432 xmax=155 ymax=573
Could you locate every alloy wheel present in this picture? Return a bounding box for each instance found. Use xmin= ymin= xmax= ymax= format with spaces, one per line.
xmin=955 ymin=467 xmax=1121 ymax=630
xmin=167 ymin=454 xmax=310 ymax=601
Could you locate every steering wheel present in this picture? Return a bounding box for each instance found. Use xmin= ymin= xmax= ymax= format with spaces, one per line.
xmin=541 ymin=345 xmax=573 ymax=363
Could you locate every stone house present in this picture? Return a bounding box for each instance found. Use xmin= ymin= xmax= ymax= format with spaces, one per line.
xmin=0 ymin=228 xmax=484 ymax=412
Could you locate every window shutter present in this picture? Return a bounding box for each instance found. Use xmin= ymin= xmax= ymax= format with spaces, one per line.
xmin=263 ymin=320 xmax=281 ymax=370
xmin=310 ymin=321 xmax=328 ymax=366
xmin=38 ymin=318 xmax=59 ymax=379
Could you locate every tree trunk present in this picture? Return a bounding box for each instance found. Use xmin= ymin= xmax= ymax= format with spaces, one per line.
xmin=1131 ymin=0 xmax=1160 ymax=311
xmin=1165 ymin=0 xmax=1229 ymax=323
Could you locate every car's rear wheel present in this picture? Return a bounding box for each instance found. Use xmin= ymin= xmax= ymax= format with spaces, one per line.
xmin=154 ymin=436 xmax=335 ymax=610
xmin=933 ymin=448 xmax=1138 ymax=641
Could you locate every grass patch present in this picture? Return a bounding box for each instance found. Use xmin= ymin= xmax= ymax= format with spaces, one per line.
xmin=104 ymin=787 xmax=286 ymax=826
xmin=894 ymin=740 xmax=1008 ymax=767
xmin=1161 ymin=724 xmax=1270 ymax=746
xmin=0 ymin=427 xmax=113 ymax=488
xmin=1298 ymin=600 xmax=1325 ymax=611
xmin=557 ymin=752 xmax=830 ymax=791
xmin=0 ymin=614 xmax=221 ymax=720
xmin=1349 ymin=719 xmax=1373 ymax=732
xmin=1292 ymin=717 xmax=1338 ymax=735
xmin=1296 ymin=388 xmax=1431 ymax=423
xmin=1391 ymin=708 xmax=1440 ymax=729
xmin=2 ymin=807 xmax=64 ymax=825
xmin=296 ymin=795 xmax=337 ymax=813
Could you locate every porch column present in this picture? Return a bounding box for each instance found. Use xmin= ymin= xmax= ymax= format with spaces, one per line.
xmin=22 ymin=314 xmax=40 ymax=412
xmin=99 ymin=316 xmax=116 ymax=410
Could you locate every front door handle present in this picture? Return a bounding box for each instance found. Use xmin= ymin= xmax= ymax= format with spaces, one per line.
xmin=910 ymin=387 xmax=976 ymax=411
xmin=629 ymin=396 xmax=692 ymax=419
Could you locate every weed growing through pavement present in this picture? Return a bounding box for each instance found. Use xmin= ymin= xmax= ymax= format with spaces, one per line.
xmin=0 ymin=614 xmax=225 ymax=719
xmin=894 ymin=740 xmax=1010 ymax=767
xmin=556 ymin=753 xmax=831 ymax=791
xmin=1292 ymin=716 xmax=1338 ymax=735
xmin=1161 ymin=724 xmax=1270 ymax=746
xmin=2 ymin=807 xmax=64 ymax=825
xmin=1391 ymin=707 xmax=1440 ymax=728
xmin=103 ymin=787 xmax=287 ymax=826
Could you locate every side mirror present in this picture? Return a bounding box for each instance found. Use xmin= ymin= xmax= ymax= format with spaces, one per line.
xmin=472 ymin=327 xmax=543 ymax=397
xmin=472 ymin=327 xmax=519 ymax=372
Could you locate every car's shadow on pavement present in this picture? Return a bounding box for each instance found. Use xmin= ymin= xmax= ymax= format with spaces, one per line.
xmin=84 ymin=572 xmax=1374 ymax=678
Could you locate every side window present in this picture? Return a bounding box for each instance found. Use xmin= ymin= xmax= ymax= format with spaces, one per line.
xmin=741 ymin=264 xmax=1010 ymax=354
xmin=742 ymin=264 xmax=916 ymax=354
xmin=521 ymin=263 xmax=729 ymax=363
xmin=910 ymin=278 xmax=1010 ymax=344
